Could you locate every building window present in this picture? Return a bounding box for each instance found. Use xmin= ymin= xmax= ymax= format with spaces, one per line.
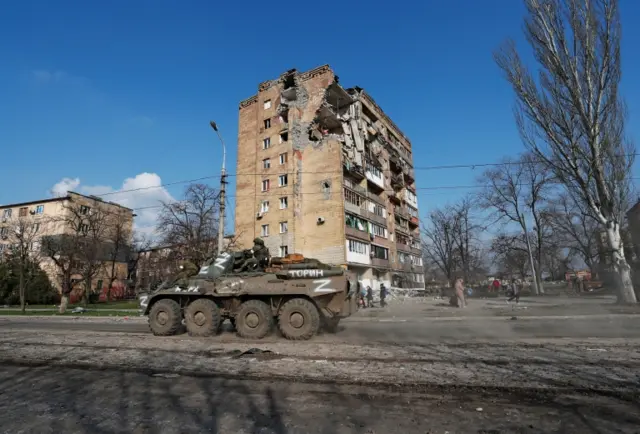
xmin=260 ymin=201 xmax=269 ymax=213
xmin=279 ymin=245 xmax=288 ymax=257
xmin=35 ymin=205 xmax=44 ymax=214
xmin=0 ymin=227 xmax=8 ymax=237
xmin=263 ymin=158 xmax=270 ymax=169
xmin=371 ymin=223 xmax=387 ymax=238
xmin=261 ymin=224 xmax=269 ymax=237
xmin=345 ymin=213 xmax=367 ymax=231
xmin=344 ymin=189 xmax=365 ymax=207
xmin=96 ymin=279 xmax=103 ymax=290
xmin=369 ymin=166 xmax=382 ymax=177
xmin=373 ymin=203 xmax=386 ymax=218
xmin=279 ymin=221 xmax=288 ymax=234
xmin=264 ymin=119 xmax=271 ymax=129
xmin=279 ymin=197 xmax=288 ymax=209
xmin=79 ymin=223 xmax=89 ymax=234
xmin=263 ymin=138 xmax=271 ymax=149
xmin=321 ymin=181 xmax=331 ymax=194
xmin=261 ymin=179 xmax=270 ymax=192
xmin=278 ymin=174 xmax=288 ymax=187
xmin=279 ymin=153 xmax=287 ymax=165
xmin=279 ymin=132 xmax=288 ymax=143
xmin=3 ymin=209 xmax=12 ymax=218
xmin=264 ymin=99 xmax=271 ymax=110
xmin=80 ymin=205 xmax=90 ymax=215
xmin=0 ymin=245 xmax=4 ymax=253
xmin=347 ymin=239 xmax=367 ymax=254
xmin=19 ymin=207 xmax=27 ymax=217
xmin=372 ymin=245 xmax=389 ymax=260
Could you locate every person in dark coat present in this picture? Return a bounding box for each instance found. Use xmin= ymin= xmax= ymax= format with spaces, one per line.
xmin=379 ymin=283 xmax=387 ymax=307
xmin=366 ymin=286 xmax=374 ymax=308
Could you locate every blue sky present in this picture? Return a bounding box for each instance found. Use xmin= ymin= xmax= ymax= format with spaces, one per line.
xmin=1 ymin=0 xmax=639 ymax=233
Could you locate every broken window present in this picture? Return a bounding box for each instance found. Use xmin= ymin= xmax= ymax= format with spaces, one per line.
xmin=278 ymin=174 xmax=288 ymax=187
xmin=345 ymin=213 xmax=367 ymax=232
xmin=279 ymin=132 xmax=288 ymax=143
xmin=263 ymin=100 xmax=271 ymax=110
xmin=321 ymin=180 xmax=331 ymax=194
xmin=264 ymin=119 xmax=271 ymax=129
xmin=263 ymin=138 xmax=271 ymax=149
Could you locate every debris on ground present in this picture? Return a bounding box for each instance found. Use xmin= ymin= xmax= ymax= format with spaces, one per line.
xmin=72 ymin=307 xmax=87 ymax=314
xmin=233 ymin=348 xmax=276 ymax=358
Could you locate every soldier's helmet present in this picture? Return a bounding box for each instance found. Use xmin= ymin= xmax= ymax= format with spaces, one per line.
xmin=253 ymin=237 xmax=265 ymax=246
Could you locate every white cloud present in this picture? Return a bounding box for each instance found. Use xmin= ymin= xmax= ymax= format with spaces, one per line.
xmin=49 ymin=173 xmax=175 ymax=236
xmin=50 ymin=177 xmax=80 ymax=197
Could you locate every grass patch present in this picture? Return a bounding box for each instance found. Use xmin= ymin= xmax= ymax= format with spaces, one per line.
xmin=5 ymin=301 xmax=139 ymax=310
xmin=0 ymin=310 xmax=137 ymax=317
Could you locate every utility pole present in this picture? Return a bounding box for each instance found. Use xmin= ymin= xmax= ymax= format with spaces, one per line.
xmin=210 ymin=121 xmax=227 ymax=255
xmin=521 ymin=216 xmax=539 ymax=295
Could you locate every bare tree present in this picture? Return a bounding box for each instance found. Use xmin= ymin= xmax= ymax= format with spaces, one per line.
xmin=495 ymin=0 xmax=636 ymax=302
xmin=41 ymin=233 xmax=82 ymax=313
xmin=104 ymin=208 xmax=133 ymax=301
xmin=422 ymin=207 xmax=459 ymax=284
xmin=450 ymin=197 xmax=485 ymax=282
xmin=4 ymin=215 xmax=45 ymax=313
xmin=156 ymin=184 xmax=220 ymax=268
xmin=479 ymin=153 xmax=554 ymax=294
xmin=491 ymin=233 xmax=531 ymax=280
xmin=546 ymin=193 xmax=600 ymax=271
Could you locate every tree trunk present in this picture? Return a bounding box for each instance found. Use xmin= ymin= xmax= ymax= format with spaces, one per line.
xmin=19 ymin=266 xmax=26 ymax=314
xmin=535 ymin=267 xmax=545 ymax=295
xmin=59 ymin=295 xmax=69 ymax=314
xmin=84 ymin=280 xmax=90 ymax=307
xmin=607 ymin=224 xmax=637 ymax=304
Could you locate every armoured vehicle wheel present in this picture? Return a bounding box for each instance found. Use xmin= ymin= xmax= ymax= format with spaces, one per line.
xmin=148 ymin=299 xmax=182 ymax=336
xmin=184 ymin=298 xmax=221 ymax=337
xmin=278 ymin=298 xmax=320 ymax=340
xmin=235 ymin=300 xmax=274 ymax=339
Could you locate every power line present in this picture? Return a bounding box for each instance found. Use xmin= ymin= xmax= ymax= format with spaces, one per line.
xmin=92 ymin=153 xmax=640 ymax=200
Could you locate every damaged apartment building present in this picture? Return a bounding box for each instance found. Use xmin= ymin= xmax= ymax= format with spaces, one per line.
xmin=234 ymin=65 xmax=424 ymax=289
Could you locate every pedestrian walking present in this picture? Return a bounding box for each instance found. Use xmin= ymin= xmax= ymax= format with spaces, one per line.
xmin=359 ymin=282 xmax=366 ymax=308
xmin=507 ymin=279 xmax=520 ymax=305
xmin=379 ymin=283 xmax=387 ymax=307
xmin=366 ymin=286 xmax=374 ymax=308
xmin=454 ymin=277 xmax=466 ymax=308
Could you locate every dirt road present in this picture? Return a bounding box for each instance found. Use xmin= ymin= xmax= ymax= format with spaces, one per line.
xmin=1 ymin=297 xmax=639 ymax=433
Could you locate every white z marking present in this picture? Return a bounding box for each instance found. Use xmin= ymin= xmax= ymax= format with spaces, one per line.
xmin=313 ymin=279 xmax=334 ymax=293
xmin=214 ymin=253 xmax=231 ymax=270
xmin=139 ymin=295 xmax=149 ymax=308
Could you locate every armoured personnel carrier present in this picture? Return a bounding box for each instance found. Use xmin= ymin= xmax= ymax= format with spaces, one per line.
xmin=138 ymin=251 xmax=357 ymax=340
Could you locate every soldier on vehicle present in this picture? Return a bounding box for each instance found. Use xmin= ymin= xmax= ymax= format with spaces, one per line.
xmin=252 ymin=237 xmax=270 ymax=268
xmin=171 ymin=260 xmax=199 ymax=288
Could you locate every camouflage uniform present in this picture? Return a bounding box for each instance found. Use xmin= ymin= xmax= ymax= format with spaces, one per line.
xmin=252 ymin=237 xmax=270 ymax=268
xmin=172 ymin=260 xmax=199 ymax=288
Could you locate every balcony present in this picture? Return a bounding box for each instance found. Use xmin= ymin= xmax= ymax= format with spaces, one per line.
xmin=367 ymin=190 xmax=384 ymax=206
xmin=388 ymin=191 xmax=401 ymax=205
xmin=345 ymin=225 xmax=371 ymax=242
xmin=365 ymin=209 xmax=387 ymax=226
xmin=371 ymin=257 xmax=390 ymax=268
xmin=409 ymin=216 xmax=419 ymax=228
xmin=410 ymin=245 xmax=422 ymax=256
xmin=344 ymin=201 xmax=362 ymax=215
xmin=395 ymin=225 xmax=409 ymax=236
xmin=396 ymin=262 xmax=413 ymax=272
xmin=404 ymin=167 xmax=415 ymax=183
xmin=394 ymin=206 xmax=410 ymax=221
xmin=343 ymin=162 xmax=365 ymax=181
xmin=396 ymin=241 xmax=411 ymax=253
xmin=344 ymin=181 xmax=367 ymax=196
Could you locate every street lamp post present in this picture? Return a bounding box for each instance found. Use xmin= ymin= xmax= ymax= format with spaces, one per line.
xmin=209 ymin=121 xmax=227 ymax=255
